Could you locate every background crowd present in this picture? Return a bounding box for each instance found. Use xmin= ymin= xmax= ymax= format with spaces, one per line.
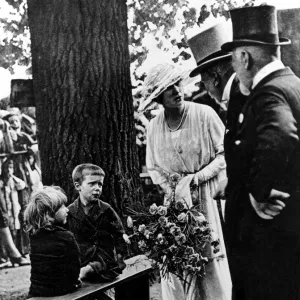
xmin=0 ymin=108 xmax=41 ymax=267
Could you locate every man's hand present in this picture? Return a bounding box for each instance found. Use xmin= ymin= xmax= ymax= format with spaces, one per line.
xmin=213 ymin=178 xmax=228 ymax=200
xmin=249 ymin=189 xmax=290 ymax=220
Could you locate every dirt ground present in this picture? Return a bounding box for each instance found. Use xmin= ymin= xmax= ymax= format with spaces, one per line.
xmin=0 ymin=265 xmax=162 ymax=300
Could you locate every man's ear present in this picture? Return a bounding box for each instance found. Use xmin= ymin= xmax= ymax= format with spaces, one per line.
xmin=241 ymin=49 xmax=252 ymax=70
xmin=74 ymin=182 xmax=81 ymax=191
xmin=213 ymin=72 xmax=220 ymax=87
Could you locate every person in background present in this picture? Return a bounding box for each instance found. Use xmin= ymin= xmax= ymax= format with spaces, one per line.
xmin=220 ymin=6 xmax=300 ymax=299
xmin=25 ymin=186 xmax=81 ymax=298
xmin=3 ymin=112 xmax=37 ymax=255
xmin=0 ymin=158 xmax=25 ymax=236
xmin=139 ymin=62 xmax=231 ymax=300
xmin=26 ymin=149 xmax=42 ymax=193
xmin=0 ymin=206 xmax=30 ymax=267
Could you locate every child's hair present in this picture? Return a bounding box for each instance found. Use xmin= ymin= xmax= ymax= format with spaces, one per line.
xmin=1 ymin=157 xmax=14 ymax=183
xmin=24 ymin=186 xmax=67 ymax=234
xmin=72 ymin=163 xmax=105 ymax=184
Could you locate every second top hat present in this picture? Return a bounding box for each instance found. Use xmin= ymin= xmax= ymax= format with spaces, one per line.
xmin=188 ymin=21 xmax=233 ymax=77
xmin=221 ymin=5 xmax=290 ymax=51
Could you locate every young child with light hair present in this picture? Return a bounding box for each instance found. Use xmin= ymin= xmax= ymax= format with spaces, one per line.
xmin=25 ymin=186 xmax=81 ymax=298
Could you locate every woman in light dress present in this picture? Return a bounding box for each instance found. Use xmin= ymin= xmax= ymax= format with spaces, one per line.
xmin=139 ymin=63 xmax=231 ymax=300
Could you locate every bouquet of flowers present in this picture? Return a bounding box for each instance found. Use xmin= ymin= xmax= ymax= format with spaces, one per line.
xmin=126 ymin=173 xmax=221 ymax=281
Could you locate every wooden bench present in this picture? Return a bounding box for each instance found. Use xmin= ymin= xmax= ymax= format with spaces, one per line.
xmin=28 ymin=255 xmax=152 ymax=300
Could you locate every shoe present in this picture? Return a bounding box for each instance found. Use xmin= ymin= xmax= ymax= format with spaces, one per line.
xmin=9 ymin=256 xmax=30 ymax=267
xmin=0 ymin=258 xmax=10 ymax=269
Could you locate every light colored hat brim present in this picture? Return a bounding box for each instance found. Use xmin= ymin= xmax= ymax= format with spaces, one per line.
xmin=190 ymin=54 xmax=232 ymax=77
xmin=138 ymin=66 xmax=197 ymax=113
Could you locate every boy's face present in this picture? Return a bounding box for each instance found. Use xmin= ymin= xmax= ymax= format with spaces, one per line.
xmin=75 ymin=174 xmax=104 ymax=204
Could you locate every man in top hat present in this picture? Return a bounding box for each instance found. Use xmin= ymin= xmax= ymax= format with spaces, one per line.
xmin=189 ymin=21 xmax=239 ymax=125
xmin=188 ymin=20 xmax=248 ymax=295
xmin=221 ymin=5 xmax=300 ymax=300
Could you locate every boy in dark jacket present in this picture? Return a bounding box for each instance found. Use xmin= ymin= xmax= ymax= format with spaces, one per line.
xmin=68 ymin=163 xmax=127 ymax=281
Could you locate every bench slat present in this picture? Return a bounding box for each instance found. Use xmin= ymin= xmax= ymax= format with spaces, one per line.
xmin=28 ymin=255 xmax=152 ymax=300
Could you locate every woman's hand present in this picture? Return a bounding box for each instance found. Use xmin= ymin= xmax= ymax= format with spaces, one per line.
xmin=213 ymin=178 xmax=228 ymax=200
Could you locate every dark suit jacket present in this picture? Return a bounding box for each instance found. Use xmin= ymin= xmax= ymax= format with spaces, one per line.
xmin=225 ymin=67 xmax=300 ymax=248
xmin=68 ymin=198 xmax=127 ymax=271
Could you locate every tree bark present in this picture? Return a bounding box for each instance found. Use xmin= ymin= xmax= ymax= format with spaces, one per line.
xmin=27 ymin=0 xmax=142 ymax=214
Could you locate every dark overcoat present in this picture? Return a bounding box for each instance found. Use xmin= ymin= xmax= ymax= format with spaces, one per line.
xmin=224 ymin=67 xmax=300 ymax=300
xmin=28 ymin=226 xmax=80 ymax=297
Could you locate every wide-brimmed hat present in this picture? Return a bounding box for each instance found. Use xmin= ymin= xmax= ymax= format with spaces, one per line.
xmin=138 ymin=63 xmax=194 ymax=112
xmin=188 ymin=21 xmax=233 ymax=77
xmin=221 ymin=5 xmax=291 ymax=52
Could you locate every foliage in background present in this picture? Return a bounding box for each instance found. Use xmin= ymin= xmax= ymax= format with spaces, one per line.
xmin=0 ymin=0 xmax=255 ymax=165
xmin=0 ymin=0 xmax=30 ymax=73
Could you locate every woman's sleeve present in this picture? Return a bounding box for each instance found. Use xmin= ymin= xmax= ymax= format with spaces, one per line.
xmin=196 ymin=108 xmax=226 ymax=183
xmin=146 ymin=122 xmax=170 ymax=193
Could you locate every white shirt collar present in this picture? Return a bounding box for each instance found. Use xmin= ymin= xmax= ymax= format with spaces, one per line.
xmin=222 ymin=72 xmax=237 ymax=102
xmin=252 ymin=60 xmax=285 ymax=90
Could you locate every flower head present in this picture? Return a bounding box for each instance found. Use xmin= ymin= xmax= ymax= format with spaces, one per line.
xmin=138 ymin=224 xmax=146 ymax=233
xmin=127 ymin=216 xmax=133 ymax=228
xmin=177 ymin=212 xmax=187 ymax=223
xmin=157 ymin=233 xmax=167 ymax=245
xmin=170 ymin=225 xmax=181 ymax=236
xmin=157 ymin=206 xmax=168 ymax=216
xmin=175 ymin=233 xmax=187 ymax=245
xmin=185 ymin=264 xmax=195 ymax=272
xmin=158 ymin=216 xmax=168 ymax=227
xmin=149 ymin=203 xmax=158 ymax=215
xmin=184 ymin=246 xmax=194 ymax=256
xmin=168 ymin=245 xmax=178 ymax=254
xmin=123 ymin=233 xmax=131 ymax=244
xmin=188 ymin=253 xmax=200 ymax=264
xmin=166 ymin=222 xmax=176 ymax=228
xmin=138 ymin=240 xmax=147 ymax=251
xmin=144 ymin=229 xmax=151 ymax=239
xmin=175 ymin=199 xmax=186 ymax=211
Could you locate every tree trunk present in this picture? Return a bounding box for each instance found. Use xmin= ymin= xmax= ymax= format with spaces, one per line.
xmin=27 ymin=0 xmax=142 ymax=214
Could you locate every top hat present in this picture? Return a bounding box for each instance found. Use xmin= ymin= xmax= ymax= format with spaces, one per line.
xmin=188 ymin=21 xmax=233 ymax=77
xmin=221 ymin=5 xmax=290 ymax=52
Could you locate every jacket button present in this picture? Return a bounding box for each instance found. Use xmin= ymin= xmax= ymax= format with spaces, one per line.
xmin=235 ymin=140 xmax=241 ymax=145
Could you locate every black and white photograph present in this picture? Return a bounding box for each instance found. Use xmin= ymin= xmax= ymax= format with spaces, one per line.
xmin=0 ymin=0 xmax=300 ymax=299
